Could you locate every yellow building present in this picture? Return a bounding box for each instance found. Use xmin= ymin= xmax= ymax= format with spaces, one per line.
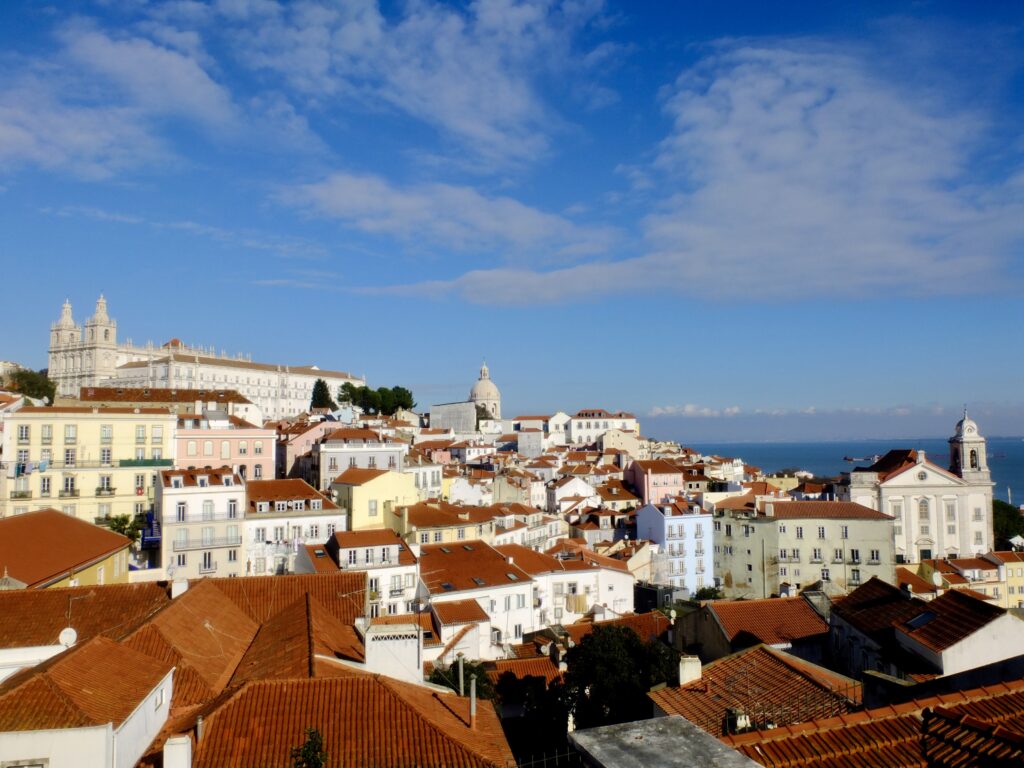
xmin=389 ymin=499 xmax=498 ymax=547
xmin=987 ymin=551 xmax=1024 ymax=609
xmin=1 ymin=406 xmax=177 ymax=525
xmin=0 ymin=508 xmax=131 ymax=588
xmin=330 ymin=467 xmax=419 ymax=531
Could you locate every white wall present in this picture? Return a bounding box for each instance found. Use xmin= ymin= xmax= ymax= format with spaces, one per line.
xmin=113 ymin=670 xmax=174 ymax=768
xmin=0 ymin=724 xmax=111 ymax=768
xmin=0 ymin=644 xmax=64 ymax=684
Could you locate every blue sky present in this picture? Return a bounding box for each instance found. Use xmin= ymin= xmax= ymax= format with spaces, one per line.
xmin=1 ymin=0 xmax=1023 ymax=441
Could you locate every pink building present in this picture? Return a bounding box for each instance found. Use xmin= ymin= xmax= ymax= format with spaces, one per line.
xmin=274 ymin=419 xmax=338 ymax=482
xmin=175 ymin=411 xmax=276 ymax=481
xmin=626 ymin=459 xmax=687 ymax=505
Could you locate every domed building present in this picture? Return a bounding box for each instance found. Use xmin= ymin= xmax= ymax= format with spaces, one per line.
xmin=468 ymin=362 xmax=501 ymax=419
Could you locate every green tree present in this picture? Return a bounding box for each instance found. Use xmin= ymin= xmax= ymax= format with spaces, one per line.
xmin=994 ymin=499 xmax=1024 ymax=548
xmin=693 ymin=586 xmax=724 ymax=601
xmin=4 ymin=369 xmax=56 ymax=403
xmin=391 ymin=386 xmax=416 ymax=411
xmin=564 ymin=625 xmax=679 ymax=728
xmin=338 ymin=382 xmax=360 ymax=405
xmin=107 ymin=514 xmax=141 ymax=543
xmin=376 ymin=387 xmax=396 ymax=417
xmin=290 ymin=727 xmax=328 ymax=768
xmin=429 ymin=659 xmax=495 ymax=700
xmin=310 ymin=379 xmax=337 ymax=411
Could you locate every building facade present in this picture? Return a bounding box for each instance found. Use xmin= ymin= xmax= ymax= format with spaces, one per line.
xmin=1 ymin=406 xmax=176 ymax=523
xmin=636 ymin=498 xmax=714 ymax=593
xmin=845 ymin=413 xmax=994 ymax=563
xmin=48 ymin=296 xmax=364 ymax=420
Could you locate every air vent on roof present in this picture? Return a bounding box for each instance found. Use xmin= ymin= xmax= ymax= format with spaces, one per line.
xmin=314 ymin=549 xmax=326 ymax=558
xmin=440 ymin=546 xmax=451 ymax=554
xmin=507 ymin=573 xmax=519 ymax=581
xmin=463 ymin=544 xmax=474 ymax=551
xmin=472 ymin=577 xmax=486 ymax=586
xmin=441 ymin=582 xmax=455 ymax=591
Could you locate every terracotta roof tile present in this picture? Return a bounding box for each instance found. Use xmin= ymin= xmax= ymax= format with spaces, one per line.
xmin=192 ymin=677 xmax=513 ymax=768
xmin=488 ymin=657 xmax=562 ymax=686
xmin=0 ymin=509 xmax=131 ymax=588
xmin=420 ymin=541 xmax=532 ymax=594
xmin=432 ymin=599 xmax=489 ymax=626
xmin=708 ymin=597 xmax=828 ymax=646
xmin=0 ymin=636 xmax=171 ymax=731
xmin=331 ymin=466 xmax=390 ymax=485
xmin=0 ymin=581 xmax=171 ymax=648
xmin=650 ymin=646 xmax=860 ymax=737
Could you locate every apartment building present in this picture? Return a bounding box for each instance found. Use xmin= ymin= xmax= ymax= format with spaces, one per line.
xmin=1 ymin=406 xmax=176 ymax=524
xmin=316 ymin=428 xmax=409 ymax=490
xmin=156 ymin=467 xmax=245 ymax=579
xmin=329 ymin=467 xmax=419 ymax=531
xmin=567 ymin=409 xmax=639 ymax=446
xmin=636 ymin=497 xmax=715 ymax=593
xmin=245 ymin=479 xmax=344 ymax=576
xmin=175 ymin=410 xmax=276 ymax=481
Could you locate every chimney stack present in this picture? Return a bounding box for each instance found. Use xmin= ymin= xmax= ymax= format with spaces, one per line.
xmin=196 ymin=715 xmax=205 ymax=742
xmin=678 ymin=655 xmax=702 ymax=686
xmin=470 ymin=676 xmax=477 ymax=729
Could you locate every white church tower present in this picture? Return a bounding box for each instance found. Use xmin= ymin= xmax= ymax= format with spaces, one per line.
xmin=949 ymin=408 xmax=991 ymax=485
xmin=468 ymin=362 xmax=501 ymax=419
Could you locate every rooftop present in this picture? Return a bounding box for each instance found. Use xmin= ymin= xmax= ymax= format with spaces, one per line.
xmin=708 ymin=596 xmax=829 ymax=646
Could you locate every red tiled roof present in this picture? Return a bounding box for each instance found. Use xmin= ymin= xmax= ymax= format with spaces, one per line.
xmin=0 ymin=581 xmax=171 ymax=648
xmin=209 ymin=572 xmax=366 ymax=626
xmin=78 ymin=386 xmax=253 ymax=405
xmin=192 ymin=676 xmax=513 ymax=768
xmin=0 ymin=509 xmax=131 ymax=588
xmin=246 ymin=478 xmax=339 ymax=509
xmin=0 ymin=636 xmax=172 ymax=731
xmin=488 ymin=657 xmax=562 ymax=686
xmin=899 ymin=588 xmax=1006 ymax=653
xmin=420 ymin=541 xmax=532 ymax=594
xmin=709 ymin=597 xmax=828 ymax=646
xmin=767 ymin=500 xmax=892 ymax=520
xmin=432 ymin=599 xmax=489 ymax=626
xmin=331 ymin=466 xmax=390 ymax=485
xmin=562 ymin=612 xmax=671 ymax=647
xmin=650 ymin=646 xmax=860 ymax=737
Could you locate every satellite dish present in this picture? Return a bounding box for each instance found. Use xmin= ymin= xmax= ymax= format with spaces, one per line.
xmin=166 ymin=564 xmax=177 ymax=581
xmin=58 ymin=627 xmax=78 ymax=648
xmin=932 ymin=572 xmax=943 ymax=587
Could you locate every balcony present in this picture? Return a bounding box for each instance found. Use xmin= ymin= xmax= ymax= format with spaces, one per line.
xmin=810 ymin=557 xmax=823 ymax=564
xmin=389 ymin=588 xmax=406 ymax=598
xmin=9 ymin=490 xmax=32 ymax=500
xmin=848 ymin=557 xmax=862 ymax=565
xmin=17 ymin=437 xmax=28 ymax=445
xmin=171 ymin=512 xmax=241 ymax=524
xmin=172 ymin=535 xmax=242 ymax=552
xmin=199 ymin=562 xmax=218 ymax=574
xmin=41 ymin=436 xmax=52 ymax=445
xmin=119 ymin=458 xmax=173 ymax=468
xmin=58 ymin=489 xmax=80 ymax=498
xmin=95 ymin=515 xmax=111 ymax=526
xmin=95 ymin=487 xmax=117 ymax=497
xmin=867 ymin=559 xmax=881 ymax=566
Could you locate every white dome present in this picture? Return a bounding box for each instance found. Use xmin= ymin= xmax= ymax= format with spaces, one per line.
xmin=954 ymin=409 xmax=980 ymax=438
xmin=469 ymin=363 xmax=500 ymax=403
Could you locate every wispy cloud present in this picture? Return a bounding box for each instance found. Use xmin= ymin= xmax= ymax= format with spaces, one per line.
xmin=219 ymin=0 xmax=616 ymax=167
xmin=380 ymin=40 xmax=1024 ymax=302
xmin=649 ymin=404 xmax=742 ymax=418
xmin=43 ymin=204 xmax=326 ymax=259
xmin=286 ymin=171 xmax=617 ymax=260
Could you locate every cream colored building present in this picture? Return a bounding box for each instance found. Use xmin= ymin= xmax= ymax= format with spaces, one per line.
xmin=156 ymin=467 xmax=245 ymax=580
xmin=1 ymin=406 xmax=177 ymax=524
xmin=48 ymin=295 xmax=364 ymax=420
xmin=329 ymin=467 xmax=419 ymax=531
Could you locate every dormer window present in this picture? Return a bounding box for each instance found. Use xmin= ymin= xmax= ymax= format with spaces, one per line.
xmin=172 ymin=477 xmax=183 ymax=488
xmin=198 ymin=478 xmax=208 ymax=487
xmin=311 ymin=499 xmax=322 ymax=511
xmin=257 ymin=501 xmax=270 ymax=513
xmin=275 ymin=501 xmax=288 ymax=512
xmin=224 ymin=477 xmax=233 ymax=487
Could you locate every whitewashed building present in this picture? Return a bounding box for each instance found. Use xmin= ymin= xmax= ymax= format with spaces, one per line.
xmin=636 ymin=498 xmax=715 ymax=594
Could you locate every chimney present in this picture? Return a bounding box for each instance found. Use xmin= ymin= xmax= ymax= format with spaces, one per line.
xmin=163 ymin=735 xmax=192 ymax=768
xmin=678 ymin=655 xmax=701 ymax=686
xmin=196 ymin=715 xmax=205 ymax=742
xmin=917 ymin=451 xmax=926 ymax=465
xmin=899 ymin=582 xmax=913 ymax=598
xmin=764 ymin=501 xmax=774 ymax=517
xmin=171 ymin=578 xmax=189 ymax=599
xmin=470 ymin=676 xmax=477 ymax=729
xmin=507 ymin=555 xmax=514 ymax=565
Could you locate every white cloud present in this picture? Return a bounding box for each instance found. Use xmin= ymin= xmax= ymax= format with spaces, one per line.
xmin=287 ymin=171 xmax=616 ymax=260
xmin=386 ymin=41 xmax=1024 ymax=302
xmin=58 ymin=20 xmax=235 ymax=126
xmin=226 ymin=0 xmax=613 ymax=166
xmin=649 ymin=404 xmax=741 ymax=418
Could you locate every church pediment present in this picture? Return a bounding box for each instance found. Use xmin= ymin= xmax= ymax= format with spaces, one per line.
xmin=881 ymin=461 xmax=966 ymax=487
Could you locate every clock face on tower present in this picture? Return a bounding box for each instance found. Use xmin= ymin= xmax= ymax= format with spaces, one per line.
xmin=965 ymin=426 xmax=975 ymax=435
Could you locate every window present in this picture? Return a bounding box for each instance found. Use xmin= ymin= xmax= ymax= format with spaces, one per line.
xmin=274 ymin=526 xmax=285 ymax=541
xmin=176 ymin=502 xmax=187 ymax=522
xmin=841 ymin=525 xmax=849 ymax=539
xmin=14 ymin=424 xmax=28 ymax=443
xmin=254 ymin=464 xmax=262 ymax=479
xmin=433 ymin=531 xmax=443 ymax=542
xmin=136 ymin=425 xmax=146 ymax=443
xmin=348 ymin=550 xmax=357 ymax=565
xmin=364 ymin=548 xmax=373 ymax=563
xmin=152 ymin=426 xmax=163 ymax=444
xmin=975 ymin=531 xmax=984 ymax=545
xmin=228 ymin=499 xmax=238 ymax=518
xmin=239 ymin=441 xmax=248 ymax=456
xmin=201 ymin=551 xmax=213 ymax=572
xmin=947 ymin=524 xmax=956 ymax=535
xmin=327 ymin=523 xmax=336 ymax=537
xmin=812 ymin=548 xmax=822 ymax=562
xmin=504 ymin=596 xmax=511 ymax=611
xmin=187 ymin=440 xmax=198 ymax=456
xmin=368 ymin=500 xmax=378 ymax=517
xmin=834 ymin=548 xmax=843 ymax=562
xmin=228 ymin=550 xmax=237 ymax=562
xmin=203 ymin=440 xmax=213 ymax=456
xmin=514 ymin=623 xmax=523 ymax=639
xmin=99 ymin=424 xmax=112 ymax=443
xmin=919 ymin=498 xmax=930 ymax=517
xmin=254 ymin=441 xmax=263 ymax=455
xmin=135 ymin=447 xmax=145 ymax=461
xmin=177 ymin=553 xmax=187 ymax=567
xmin=818 ymin=526 xmax=826 ymax=539
xmin=202 ymin=500 xmax=214 ymax=520
xmin=517 ymin=594 xmax=526 ymax=609
xmin=795 ymin=526 xmax=804 ymax=539
xmin=778 ymin=524 xmax=786 ymax=533
xmin=65 ymin=424 xmax=77 ymax=443
xmin=310 ymin=524 xmax=319 ymax=539
xmin=64 ymin=448 xmax=76 ymax=466
xmin=849 ymin=549 xmax=860 ymax=563
xmin=421 ymin=533 xmax=430 ymax=544
xmin=254 ymin=527 xmax=266 ymax=542
xmin=945 ymin=501 xmax=956 ymax=522
xmin=202 ymin=526 xmax=214 ymax=545
xmin=368 ymin=456 xmax=377 ymax=468
xmin=41 ymin=424 xmax=52 ymax=443
xmin=40 ymin=476 xmax=51 ymax=496
xmin=974 ymin=507 xmax=984 ymax=522
xmin=779 ymin=548 xmax=788 ymax=560
xmin=869 ymin=549 xmax=880 ymax=562
xmin=100 ymin=447 xmax=112 ymax=466
xmin=920 ymin=523 xmax=930 ymax=535
xmin=792 ymin=548 xmax=801 ymax=561
xmin=457 ymin=527 xmax=466 ymax=540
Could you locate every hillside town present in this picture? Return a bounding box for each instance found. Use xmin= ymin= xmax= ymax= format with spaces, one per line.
xmin=0 ymin=297 xmax=1022 ymax=767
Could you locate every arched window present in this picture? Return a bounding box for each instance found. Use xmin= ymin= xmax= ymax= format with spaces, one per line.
xmin=970 ymin=449 xmax=979 ymax=469
xmin=103 ymin=329 xmax=109 ymax=341
xmin=919 ymin=498 xmax=929 ymax=518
